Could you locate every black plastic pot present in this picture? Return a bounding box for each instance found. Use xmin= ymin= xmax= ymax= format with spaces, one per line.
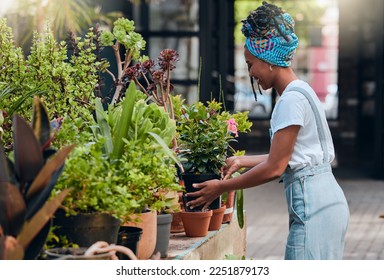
xmin=116 ymin=226 xmax=143 ymax=260
xmin=181 ymin=173 xmax=221 ymax=211
xmin=53 ymin=211 xmax=121 ymax=247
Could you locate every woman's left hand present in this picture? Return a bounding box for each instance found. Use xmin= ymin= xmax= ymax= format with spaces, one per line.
xmin=185 ymin=179 xmax=222 ymax=210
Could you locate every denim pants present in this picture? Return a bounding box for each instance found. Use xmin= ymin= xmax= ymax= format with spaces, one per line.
xmin=281 ymin=163 xmax=350 ymax=260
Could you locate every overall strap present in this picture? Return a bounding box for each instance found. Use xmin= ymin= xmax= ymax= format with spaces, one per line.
xmin=289 ymin=86 xmax=329 ymax=163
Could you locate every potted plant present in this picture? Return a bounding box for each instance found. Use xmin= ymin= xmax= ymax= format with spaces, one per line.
xmin=1 ymin=16 xmax=184 ymax=258
xmin=153 ymin=190 xmax=181 ymax=258
xmin=180 ymin=209 xmax=213 ymax=237
xmin=0 ymin=97 xmax=73 ymax=259
xmin=52 ymin=81 xmax=182 ymax=258
xmin=109 ymin=82 xmax=182 ymax=259
xmin=208 ymin=204 xmax=227 ymax=231
xmin=174 ymin=97 xmax=252 ymax=212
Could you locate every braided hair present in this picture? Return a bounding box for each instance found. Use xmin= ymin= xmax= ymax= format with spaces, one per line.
xmin=241 ymin=1 xmax=298 ymax=67
xmin=241 ymin=1 xmax=294 ymax=41
xmin=241 ymin=2 xmax=299 ymax=100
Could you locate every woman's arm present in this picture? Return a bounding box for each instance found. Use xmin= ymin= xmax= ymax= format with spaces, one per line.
xmin=222 ymin=154 xmax=269 ymax=179
xmin=187 ymin=125 xmax=300 ymax=210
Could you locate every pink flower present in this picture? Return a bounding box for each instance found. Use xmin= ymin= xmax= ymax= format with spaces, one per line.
xmin=226 ymin=118 xmax=238 ymax=137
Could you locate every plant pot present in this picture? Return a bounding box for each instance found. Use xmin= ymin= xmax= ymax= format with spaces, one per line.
xmin=180 ymin=210 xmax=213 ymax=237
xmin=171 ymin=211 xmax=184 ymax=233
xmin=222 ymin=190 xmax=235 ymax=223
xmin=116 ymin=226 xmax=143 ymax=260
xmin=171 ymin=192 xmax=184 ymax=233
xmin=124 ymin=210 xmax=157 ymax=260
xmin=208 ymin=205 xmax=226 ymax=231
xmin=44 ymin=247 xmax=113 ymax=260
xmin=181 ymin=173 xmax=221 ymax=211
xmin=53 ymin=211 xmax=121 ymax=247
xmin=154 ymin=213 xmax=172 ymax=258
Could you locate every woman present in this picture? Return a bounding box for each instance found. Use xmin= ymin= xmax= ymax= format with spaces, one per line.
xmin=186 ymin=1 xmax=349 ymax=260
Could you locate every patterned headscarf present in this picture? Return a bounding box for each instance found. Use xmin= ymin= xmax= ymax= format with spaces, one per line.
xmin=241 ymin=2 xmax=299 ymax=67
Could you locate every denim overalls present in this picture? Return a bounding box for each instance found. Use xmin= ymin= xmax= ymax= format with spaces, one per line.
xmin=277 ymin=87 xmax=350 ymax=260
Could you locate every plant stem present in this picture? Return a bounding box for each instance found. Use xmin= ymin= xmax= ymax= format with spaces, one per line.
xmin=134 ymin=77 xmax=147 ymax=95
xmin=111 ymin=42 xmax=122 ymax=104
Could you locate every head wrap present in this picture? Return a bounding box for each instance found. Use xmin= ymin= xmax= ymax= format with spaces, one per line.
xmin=241 ymin=2 xmax=299 ymax=67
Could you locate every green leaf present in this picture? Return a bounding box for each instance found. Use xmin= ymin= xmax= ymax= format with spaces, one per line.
xmin=112 ymin=81 xmax=136 ymax=159
xmin=95 ymin=98 xmax=113 ymax=155
xmin=236 ymin=189 xmax=244 ymax=229
xmin=147 ymin=131 xmax=182 ymax=170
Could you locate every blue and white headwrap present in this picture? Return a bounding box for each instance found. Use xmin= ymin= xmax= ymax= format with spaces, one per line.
xmin=242 ymin=7 xmax=299 ymax=67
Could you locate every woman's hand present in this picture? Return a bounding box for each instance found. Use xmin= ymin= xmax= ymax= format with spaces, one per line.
xmin=222 ymin=156 xmax=242 ymax=180
xmin=185 ymin=179 xmax=222 ymax=210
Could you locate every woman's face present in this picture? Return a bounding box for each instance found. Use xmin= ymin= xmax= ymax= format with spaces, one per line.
xmin=244 ymin=48 xmax=273 ymax=90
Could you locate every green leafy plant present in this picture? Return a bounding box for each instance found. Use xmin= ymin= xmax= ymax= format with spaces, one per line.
xmin=54 ymin=82 xmax=182 ymax=221
xmin=0 ymin=18 xmax=98 ymax=148
xmin=0 ymin=97 xmax=73 ymax=259
xmin=175 ymin=98 xmax=252 ymax=175
xmin=174 ymin=96 xmax=251 ymax=225
xmin=100 ymin=18 xmax=146 ymax=104
xmin=100 ymin=18 xmax=180 ymax=149
xmin=154 ymin=191 xmax=181 ymax=214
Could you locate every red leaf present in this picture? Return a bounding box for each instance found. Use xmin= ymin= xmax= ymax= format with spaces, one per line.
xmin=0 ymin=182 xmax=26 ymax=236
xmin=12 ymin=115 xmax=44 ymax=190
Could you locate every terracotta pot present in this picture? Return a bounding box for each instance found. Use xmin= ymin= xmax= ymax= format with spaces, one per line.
xmin=180 ymin=210 xmax=212 ymax=237
xmin=171 ymin=192 xmax=184 ymax=233
xmin=222 ymin=191 xmax=235 ymax=223
xmin=123 ymin=210 xmax=157 ymax=260
xmin=208 ymin=205 xmax=226 ymax=231
xmin=170 ymin=211 xmax=184 ymax=233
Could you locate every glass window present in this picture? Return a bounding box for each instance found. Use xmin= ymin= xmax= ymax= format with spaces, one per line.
xmin=148 ymin=0 xmax=199 ymax=32
xmin=173 ymin=84 xmax=199 ymax=104
xmin=149 ymin=37 xmax=200 ymax=81
xmin=234 ymin=0 xmax=339 ymax=120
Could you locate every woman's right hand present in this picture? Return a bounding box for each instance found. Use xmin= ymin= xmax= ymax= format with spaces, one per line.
xmin=222 ymin=156 xmax=242 ymax=180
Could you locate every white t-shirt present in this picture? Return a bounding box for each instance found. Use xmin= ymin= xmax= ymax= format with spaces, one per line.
xmin=270 ymin=80 xmax=335 ymax=170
